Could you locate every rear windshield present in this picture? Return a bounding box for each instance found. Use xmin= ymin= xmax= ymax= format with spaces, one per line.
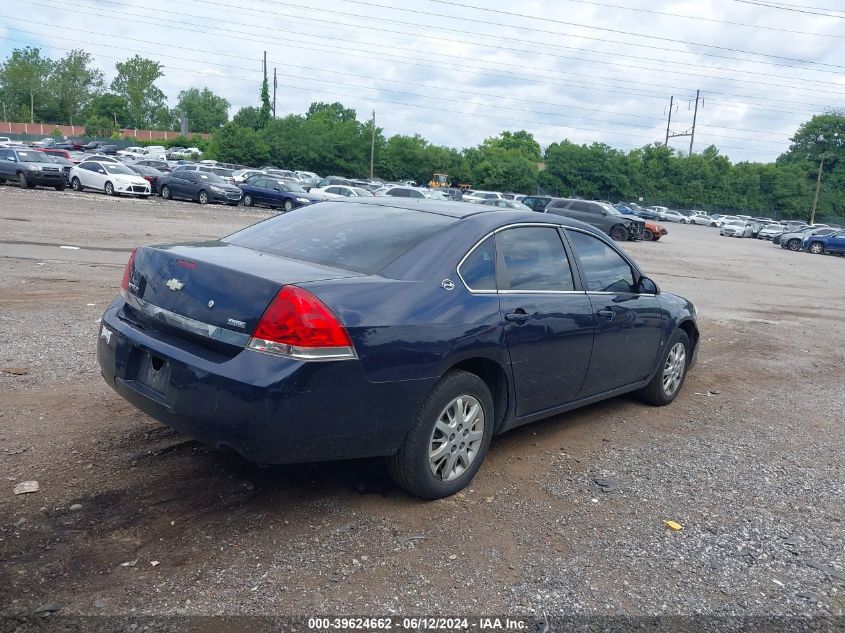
xmin=224 ymin=204 xmax=457 ymax=273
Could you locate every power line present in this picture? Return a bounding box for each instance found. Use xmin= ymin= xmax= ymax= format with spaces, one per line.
xmin=358 ymin=0 xmax=845 ymax=70
xmin=732 ymin=0 xmax=845 ymax=18
xmin=25 ymin=0 xmax=845 ymax=114
xmin=511 ymin=0 xmax=845 ymax=38
xmin=2 ymin=32 xmax=779 ymax=156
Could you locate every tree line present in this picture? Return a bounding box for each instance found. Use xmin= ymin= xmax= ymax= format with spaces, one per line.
xmin=2 ymin=46 xmax=843 ymax=220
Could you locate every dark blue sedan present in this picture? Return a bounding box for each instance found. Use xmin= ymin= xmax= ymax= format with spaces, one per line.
xmin=239 ymin=176 xmax=327 ymax=211
xmin=98 ymin=199 xmax=699 ymax=499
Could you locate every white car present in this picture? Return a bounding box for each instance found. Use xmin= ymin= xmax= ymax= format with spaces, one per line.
xmin=658 ymin=210 xmax=685 ymax=223
xmin=311 ymin=185 xmax=375 ymax=198
xmin=69 ymin=160 xmax=151 ymax=197
xmin=232 ymin=169 xmax=266 ymax=184
xmin=171 ymin=147 xmax=202 ymax=158
xmin=757 ymin=223 xmax=787 ymax=240
xmin=382 ymin=186 xmax=428 ymax=199
xmin=462 ymin=190 xmax=503 ymax=204
xmin=688 ymin=214 xmax=720 ymax=226
xmin=140 ymin=145 xmax=167 ymax=159
xmin=720 ymin=221 xmax=753 ymax=238
xmin=295 ymin=170 xmax=319 ymax=180
xmin=117 ymin=146 xmax=145 ymax=158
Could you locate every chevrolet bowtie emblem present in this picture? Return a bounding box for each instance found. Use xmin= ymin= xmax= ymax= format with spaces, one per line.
xmin=165 ymin=278 xmax=185 ymax=291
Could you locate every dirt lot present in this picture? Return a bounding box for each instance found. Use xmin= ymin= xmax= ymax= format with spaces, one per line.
xmin=1 ymin=186 xmax=843 ymax=623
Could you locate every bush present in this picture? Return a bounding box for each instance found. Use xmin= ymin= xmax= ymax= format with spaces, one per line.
xmin=50 ymin=127 xmax=63 ymax=139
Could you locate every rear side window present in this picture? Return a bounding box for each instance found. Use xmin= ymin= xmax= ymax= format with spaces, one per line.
xmin=459 ymin=237 xmax=496 ymax=291
xmin=566 ymin=230 xmax=635 ymax=293
xmin=496 ymin=227 xmax=575 ymax=292
xmin=225 ymin=205 xmax=456 ymax=273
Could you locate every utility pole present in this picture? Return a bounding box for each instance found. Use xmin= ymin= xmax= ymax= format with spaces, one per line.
xmin=369 ymin=109 xmax=375 ymax=180
xmin=689 ymin=89 xmax=700 ymax=155
xmin=810 ymin=153 xmax=825 ymax=225
xmin=273 ymin=67 xmax=277 ymax=118
xmin=30 ymin=88 xmax=34 ymax=124
xmin=664 ymin=95 xmax=673 ymax=147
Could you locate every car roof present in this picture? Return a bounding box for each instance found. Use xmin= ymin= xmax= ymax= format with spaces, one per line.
xmin=336 ymin=198 xmax=606 ymax=234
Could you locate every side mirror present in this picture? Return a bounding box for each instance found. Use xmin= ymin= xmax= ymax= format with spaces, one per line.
xmin=637 ymin=276 xmax=659 ymax=295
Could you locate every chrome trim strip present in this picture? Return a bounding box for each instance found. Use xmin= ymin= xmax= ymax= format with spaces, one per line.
xmin=124 ymin=293 xmax=250 ymax=347
xmin=247 ymin=337 xmax=357 ymax=361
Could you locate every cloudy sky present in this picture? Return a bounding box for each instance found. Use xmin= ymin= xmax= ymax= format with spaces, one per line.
xmin=1 ymin=0 xmax=844 ymax=161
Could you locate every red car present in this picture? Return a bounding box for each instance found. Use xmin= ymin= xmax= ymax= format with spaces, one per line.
xmin=38 ymin=148 xmax=72 ymax=160
xmin=643 ymin=220 xmax=668 ymax=241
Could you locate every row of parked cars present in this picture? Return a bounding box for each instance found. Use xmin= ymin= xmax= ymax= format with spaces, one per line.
xmin=629 ymin=204 xmax=845 ymax=257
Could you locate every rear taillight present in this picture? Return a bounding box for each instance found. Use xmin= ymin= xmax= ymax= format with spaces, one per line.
xmin=248 ymin=286 xmax=355 ymax=361
xmin=120 ymin=248 xmax=137 ymax=296
xmin=143 ymin=176 xmax=154 ymax=182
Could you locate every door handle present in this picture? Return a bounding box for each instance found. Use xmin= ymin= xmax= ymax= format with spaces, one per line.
xmin=505 ymin=310 xmax=532 ymax=324
xmin=597 ymin=309 xmax=615 ymax=321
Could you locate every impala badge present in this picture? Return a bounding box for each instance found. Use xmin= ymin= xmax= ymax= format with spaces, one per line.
xmin=227 ymin=318 xmax=246 ymax=329
xmin=165 ymin=278 xmax=185 ymax=291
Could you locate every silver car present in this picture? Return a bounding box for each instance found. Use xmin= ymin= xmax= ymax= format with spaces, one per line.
xmin=720 ymin=221 xmax=753 ymax=238
xmin=778 ymin=226 xmax=835 ymax=251
xmin=757 ymin=223 xmax=787 ymax=240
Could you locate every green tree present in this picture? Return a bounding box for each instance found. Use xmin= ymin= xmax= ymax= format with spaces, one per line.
xmin=258 ymin=68 xmax=271 ymax=129
xmin=0 ymin=46 xmax=54 ymax=122
xmin=210 ymin=122 xmax=270 ymax=166
xmin=232 ymin=105 xmax=262 ymax=129
xmin=85 ymin=93 xmax=130 ymax=128
xmin=175 ymin=87 xmax=229 ymax=133
xmin=110 ymin=55 xmax=168 ymax=129
xmin=51 ymin=50 xmax=103 ymax=125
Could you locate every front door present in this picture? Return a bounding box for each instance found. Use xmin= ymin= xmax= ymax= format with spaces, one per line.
xmin=495 ymin=226 xmax=595 ymax=417
xmin=565 ymin=229 xmax=664 ymax=397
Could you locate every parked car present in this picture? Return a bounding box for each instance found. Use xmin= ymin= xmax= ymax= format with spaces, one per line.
xmin=295 ymin=170 xmax=319 ymax=180
xmin=140 ymin=145 xmax=167 ymax=159
xmin=380 ymin=186 xmax=427 ymax=199
xmin=481 ymin=198 xmax=533 ymax=211
xmin=117 ymin=146 xmax=146 ymax=159
xmin=98 ymin=199 xmax=699 ymax=499
xmin=173 ymin=164 xmax=235 ymax=184
xmin=132 ymin=159 xmax=172 ymax=172
xmin=159 ymin=170 xmax=242 ymax=205
xmin=642 ymin=220 xmax=668 ymax=241
xmin=720 ymin=221 xmax=753 ymax=238
xmin=126 ymin=164 xmax=164 ymax=194
xmin=38 ymin=148 xmax=72 ymax=160
xmin=658 ymin=210 xmax=685 ymax=223
xmin=53 ymin=139 xmax=84 ymax=151
xmin=0 ymin=147 xmax=68 ymax=189
xmin=462 ymin=190 xmax=503 ymax=204
xmin=803 ymin=229 xmax=845 ymax=255
xmin=777 ymin=226 xmax=833 ymax=251
xmin=240 ymin=176 xmax=327 ymax=211
xmin=165 ymin=147 xmax=186 ymax=159
xmin=232 ymin=169 xmax=266 ymax=184
xmin=312 ymin=184 xmax=377 ymax=198
xmin=310 ymin=176 xmax=352 ymax=190
xmin=69 ymin=160 xmax=151 ymax=197
xmin=520 ymin=196 xmax=553 ymax=212
xmin=31 ymin=137 xmax=56 ymax=148
xmin=688 ymin=214 xmax=720 ymax=227
xmin=757 ymin=223 xmax=788 ymax=240
xmin=544 ymin=198 xmax=644 ymax=241
xmin=82 ymin=140 xmax=106 ymax=152
xmin=44 ymin=154 xmax=74 ymax=182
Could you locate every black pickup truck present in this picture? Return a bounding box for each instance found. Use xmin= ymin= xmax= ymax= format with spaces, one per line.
xmin=0 ymin=147 xmax=67 ymax=190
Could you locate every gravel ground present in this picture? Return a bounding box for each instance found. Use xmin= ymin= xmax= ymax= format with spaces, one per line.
xmin=0 ymin=185 xmax=843 ymax=626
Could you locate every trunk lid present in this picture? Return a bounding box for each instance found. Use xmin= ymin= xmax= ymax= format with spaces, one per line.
xmin=123 ymin=241 xmax=363 ymax=347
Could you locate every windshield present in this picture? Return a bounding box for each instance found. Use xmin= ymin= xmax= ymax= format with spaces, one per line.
xmin=16 ymin=151 xmax=52 ymax=163
xmin=225 ymin=204 xmax=456 ymax=273
xmin=104 ymin=163 xmax=135 ymax=175
xmin=602 ymin=203 xmax=621 ymax=215
xmin=352 ymin=187 xmax=374 ymax=197
xmin=196 ymin=172 xmax=226 ymax=184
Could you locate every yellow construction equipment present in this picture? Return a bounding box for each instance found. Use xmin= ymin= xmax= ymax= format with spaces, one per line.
xmin=429 ymin=173 xmax=449 ymax=188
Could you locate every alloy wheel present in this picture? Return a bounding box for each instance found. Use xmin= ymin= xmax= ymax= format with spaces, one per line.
xmin=787 ymin=239 xmax=800 ymax=251
xmin=810 ymin=242 xmax=824 ymax=254
xmin=662 ymin=342 xmax=687 ymax=397
xmin=428 ymin=395 xmax=485 ymax=482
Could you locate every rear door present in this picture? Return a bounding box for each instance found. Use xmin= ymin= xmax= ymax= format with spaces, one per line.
xmin=564 ymin=228 xmax=663 ymax=396
xmin=495 ymin=226 xmax=594 ymax=416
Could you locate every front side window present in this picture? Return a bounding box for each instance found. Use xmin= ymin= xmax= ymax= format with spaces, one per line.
xmin=459 ymin=236 xmax=496 ymax=291
xmin=566 ymin=230 xmax=636 ymax=293
xmin=496 ymin=227 xmax=575 ymax=292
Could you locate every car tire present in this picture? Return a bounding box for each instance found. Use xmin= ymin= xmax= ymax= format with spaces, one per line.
xmin=609 ymin=225 xmax=629 ymax=241
xmin=386 ymin=370 xmax=495 ymax=500
xmin=786 ymin=239 xmax=801 ymax=251
xmin=104 ymin=181 xmax=114 ymax=196
xmin=198 ymin=190 xmax=209 ymax=205
xmin=71 ymin=177 xmax=83 ymax=191
xmin=18 ymin=172 xmax=31 ymax=188
xmin=54 ymin=183 xmax=66 ymax=191
xmin=809 ymin=241 xmax=824 ymax=255
xmin=0 ymin=178 xmax=6 ymax=184
xmin=283 ymin=199 xmax=294 ymax=212
xmin=637 ymin=329 xmax=691 ymax=406
xmin=161 ymin=185 xmax=171 ymax=200
xmin=642 ymin=228 xmax=654 ymax=241
xmin=243 ymin=194 xmax=253 ymax=207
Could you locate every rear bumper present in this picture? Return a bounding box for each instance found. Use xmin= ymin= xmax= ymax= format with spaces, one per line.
xmin=97 ymin=303 xmax=430 ymax=464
